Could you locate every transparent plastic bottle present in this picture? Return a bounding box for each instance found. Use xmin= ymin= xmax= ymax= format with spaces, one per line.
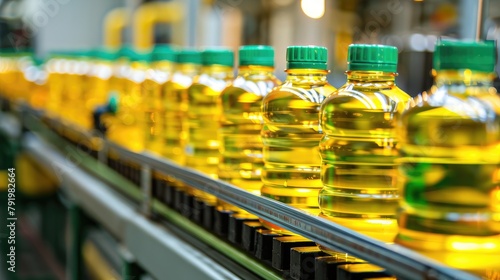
xmin=56 ymin=51 xmax=81 ymax=126
xmin=46 ymin=52 xmax=66 ymax=118
xmin=261 ymin=46 xmax=335 ymax=232
xmin=87 ymin=48 xmax=118 ymax=126
xmin=107 ymin=49 xmax=151 ymax=152
xmin=396 ymin=40 xmax=500 ymax=274
xmin=109 ymin=46 xmax=134 ymax=101
xmin=143 ymin=45 xmax=176 ymax=154
xmin=25 ymin=57 xmax=49 ymax=110
xmin=163 ymin=50 xmax=202 ymax=165
xmin=218 ymin=45 xmax=280 ymax=213
xmin=319 ymin=44 xmax=410 ymax=245
xmin=68 ymin=51 xmax=92 ymax=129
xmin=185 ymin=49 xmax=234 ymax=203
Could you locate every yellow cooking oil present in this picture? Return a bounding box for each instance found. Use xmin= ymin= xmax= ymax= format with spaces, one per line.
xmin=0 ymin=51 xmax=9 ymax=97
xmin=68 ymin=51 xmax=92 ymax=129
xmin=109 ymin=46 xmax=134 ymax=101
xmin=261 ymin=46 xmax=335 ymax=233
xmin=86 ymin=48 xmax=119 ymax=125
xmin=55 ymin=51 xmax=81 ymax=125
xmin=0 ymin=51 xmax=31 ymax=101
xmin=106 ymin=49 xmax=151 ymax=152
xmin=2 ymin=53 xmax=18 ymax=99
xmin=217 ymin=45 xmax=280 ymax=213
xmin=26 ymin=58 xmax=49 ymax=110
xmin=396 ymin=40 xmax=500 ymax=275
xmin=318 ymin=44 xmax=410 ymax=246
xmin=185 ymin=48 xmax=234 ymax=203
xmin=163 ymin=49 xmax=202 ymax=165
xmin=143 ymin=45 xmax=176 ymax=155
xmin=45 ymin=52 xmax=67 ymax=118
xmin=16 ymin=53 xmax=34 ymax=102
xmin=0 ymin=50 xmax=20 ymax=99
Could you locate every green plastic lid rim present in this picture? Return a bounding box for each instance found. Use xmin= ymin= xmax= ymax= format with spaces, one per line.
xmin=346 ymin=44 xmax=398 ymax=72
xmin=239 ymin=45 xmax=275 ymax=67
xmin=177 ymin=50 xmax=203 ymax=64
xmin=347 ymin=62 xmax=398 ymax=72
xmin=202 ymin=49 xmax=234 ymax=66
xmin=286 ymin=45 xmax=328 ymax=70
xmin=433 ymin=40 xmax=496 ymax=72
xmin=287 ymin=61 xmax=327 ymax=70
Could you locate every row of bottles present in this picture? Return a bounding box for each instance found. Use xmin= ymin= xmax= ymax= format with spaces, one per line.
xmin=0 ymin=40 xmax=498 ymax=276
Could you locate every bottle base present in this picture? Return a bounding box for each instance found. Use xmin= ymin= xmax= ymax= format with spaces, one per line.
xmin=318 ymin=213 xmax=398 ymax=243
xmin=396 ymin=228 xmax=500 ymax=271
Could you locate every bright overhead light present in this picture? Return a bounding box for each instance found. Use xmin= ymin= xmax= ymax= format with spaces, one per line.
xmin=301 ymin=0 xmax=325 ymax=19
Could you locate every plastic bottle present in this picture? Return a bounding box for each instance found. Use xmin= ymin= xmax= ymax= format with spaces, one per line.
xmin=218 ymin=45 xmax=280 ymax=213
xmin=143 ymin=45 xmax=176 ymax=154
xmin=25 ymin=58 xmax=49 ymax=110
xmin=185 ymin=48 xmax=234 ymax=203
xmin=109 ymin=46 xmax=134 ymax=101
xmin=87 ymin=48 xmax=118 ymax=126
xmin=163 ymin=49 xmax=202 ymax=165
xmin=45 ymin=52 xmax=67 ymax=119
xmin=107 ymin=49 xmax=151 ymax=152
xmin=261 ymin=45 xmax=335 ymax=232
xmin=69 ymin=51 xmax=92 ymax=129
xmin=396 ymin=40 xmax=500 ymax=274
xmin=318 ymin=44 xmax=410 ymax=245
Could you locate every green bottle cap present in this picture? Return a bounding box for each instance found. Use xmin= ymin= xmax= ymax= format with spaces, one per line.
xmin=118 ymin=45 xmax=134 ymax=59
xmin=129 ymin=49 xmax=152 ymax=63
xmin=286 ymin=45 xmax=328 ymax=70
xmin=347 ymin=44 xmax=398 ymax=72
xmin=74 ymin=50 xmax=93 ymax=59
xmin=433 ymin=40 xmax=496 ymax=72
xmin=95 ymin=48 xmax=119 ymax=61
xmin=152 ymin=44 xmax=177 ymax=62
xmin=202 ymin=48 xmax=234 ymax=67
xmin=239 ymin=45 xmax=274 ymax=67
xmin=33 ymin=57 xmax=44 ymax=67
xmin=177 ymin=49 xmax=202 ymax=64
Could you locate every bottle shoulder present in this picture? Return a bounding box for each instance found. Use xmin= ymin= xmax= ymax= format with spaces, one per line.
xmin=168 ymin=72 xmax=196 ymax=88
xmin=220 ymin=76 xmax=280 ymax=98
xmin=264 ymin=81 xmax=335 ymax=104
xmin=189 ymin=73 xmax=233 ymax=92
xmin=403 ymin=88 xmax=500 ymax=122
xmin=321 ymin=82 xmax=410 ymax=113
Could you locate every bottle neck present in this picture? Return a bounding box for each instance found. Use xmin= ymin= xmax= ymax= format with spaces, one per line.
xmin=201 ymin=64 xmax=234 ymax=79
xmin=285 ymin=68 xmax=329 ymax=85
xmin=238 ymin=65 xmax=275 ymax=76
xmin=130 ymin=61 xmax=149 ymax=71
xmin=175 ymin=63 xmax=200 ymax=76
xmin=434 ymin=69 xmax=495 ymax=89
xmin=152 ymin=60 xmax=174 ymax=72
xmin=346 ymin=70 xmax=397 ymax=83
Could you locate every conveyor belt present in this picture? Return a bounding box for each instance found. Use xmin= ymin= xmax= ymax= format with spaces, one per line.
xmin=15 ymin=102 xmax=481 ymax=280
xmin=22 ymin=133 xmax=247 ymax=280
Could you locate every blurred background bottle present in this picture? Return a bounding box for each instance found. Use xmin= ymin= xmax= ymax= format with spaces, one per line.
xmin=396 ymin=40 xmax=500 ymax=274
xmin=260 ymin=45 xmax=335 ymax=232
xmin=87 ymin=48 xmax=119 ymax=130
xmin=45 ymin=52 xmax=66 ymax=119
xmin=106 ymin=49 xmax=151 ymax=152
xmin=163 ymin=49 xmax=202 ymax=165
xmin=217 ymin=45 xmax=280 ymax=213
xmin=185 ymin=48 xmax=234 ymax=203
xmin=143 ymin=45 xmax=176 ymax=155
xmin=319 ymin=44 xmax=410 ymax=247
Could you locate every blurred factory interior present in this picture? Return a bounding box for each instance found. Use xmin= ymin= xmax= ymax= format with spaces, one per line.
xmin=1 ymin=1 xmax=500 ymax=280
xmin=1 ymin=0 xmax=499 ymax=94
